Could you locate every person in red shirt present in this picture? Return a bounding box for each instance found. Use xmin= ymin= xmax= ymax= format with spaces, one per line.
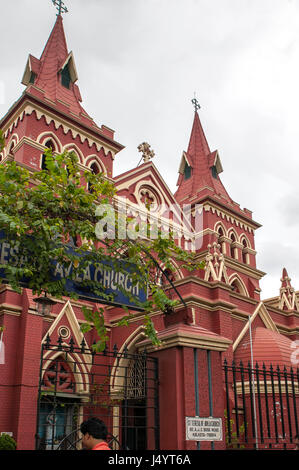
xmin=80 ymin=417 xmax=111 ymax=450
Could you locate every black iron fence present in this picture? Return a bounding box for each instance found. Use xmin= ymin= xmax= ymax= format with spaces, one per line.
xmin=35 ymin=336 xmax=159 ymax=450
xmin=223 ymin=360 xmax=299 ymax=450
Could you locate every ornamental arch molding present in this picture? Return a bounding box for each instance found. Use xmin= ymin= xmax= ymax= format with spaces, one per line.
xmin=239 ymin=233 xmax=251 ymax=249
xmin=85 ymin=155 xmax=107 ymax=175
xmin=227 ymin=227 xmax=239 ymax=242
xmin=110 ymin=325 xmax=147 ymax=398
xmin=41 ymin=347 xmax=90 ymax=396
xmin=229 ymin=273 xmax=249 ymax=297
xmin=62 ymin=143 xmax=84 ymax=165
xmin=37 ymin=132 xmax=62 ymax=153
xmin=214 ymin=221 xmax=227 ymax=237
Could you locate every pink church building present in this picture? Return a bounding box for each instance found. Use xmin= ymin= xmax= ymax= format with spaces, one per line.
xmin=0 ymin=13 xmax=298 ymax=451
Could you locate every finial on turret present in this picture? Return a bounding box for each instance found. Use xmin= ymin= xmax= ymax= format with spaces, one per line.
xmin=191 ymin=93 xmax=200 ymax=112
xmin=52 ymin=0 xmax=68 ymax=16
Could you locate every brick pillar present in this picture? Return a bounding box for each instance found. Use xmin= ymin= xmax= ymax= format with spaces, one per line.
xmin=13 ymin=290 xmax=43 ymax=450
xmin=0 ymin=306 xmax=21 ymax=439
xmin=141 ymin=312 xmax=231 ymax=450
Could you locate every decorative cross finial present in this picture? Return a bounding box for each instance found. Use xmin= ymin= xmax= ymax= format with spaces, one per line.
xmin=191 ymin=94 xmax=200 ymax=112
xmin=52 ymin=0 xmax=68 ymax=16
xmin=138 ymin=142 xmax=155 ymax=163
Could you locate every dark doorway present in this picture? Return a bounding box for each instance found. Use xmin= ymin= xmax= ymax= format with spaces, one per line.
xmin=37 ymin=396 xmax=80 ymax=450
xmin=122 ymin=398 xmax=147 ymax=450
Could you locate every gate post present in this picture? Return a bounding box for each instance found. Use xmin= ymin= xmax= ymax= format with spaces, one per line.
xmin=138 ymin=309 xmax=231 ymax=450
xmin=13 ymin=290 xmax=44 ymax=450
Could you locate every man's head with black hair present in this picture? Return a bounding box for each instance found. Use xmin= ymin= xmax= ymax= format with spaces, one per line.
xmin=80 ymin=417 xmax=108 ymax=450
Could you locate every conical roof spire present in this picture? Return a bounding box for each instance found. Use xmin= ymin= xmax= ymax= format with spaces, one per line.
xmin=40 ymin=14 xmax=68 ymax=65
xmin=187 ymin=110 xmax=210 ymax=165
xmin=21 ymin=15 xmax=95 ymax=125
xmin=175 ymin=106 xmax=231 ymax=204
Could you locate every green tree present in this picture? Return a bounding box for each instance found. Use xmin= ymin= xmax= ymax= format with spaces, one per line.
xmin=0 ymin=132 xmax=203 ymax=350
xmin=0 ymin=433 xmax=17 ymax=450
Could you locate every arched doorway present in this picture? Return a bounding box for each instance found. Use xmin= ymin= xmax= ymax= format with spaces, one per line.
xmin=36 ymin=355 xmax=84 ymax=450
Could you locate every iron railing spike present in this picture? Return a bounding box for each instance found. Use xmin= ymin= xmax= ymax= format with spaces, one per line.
xmin=57 ymin=335 xmax=63 ymax=350
xmin=80 ymin=338 xmax=86 ymax=353
xmin=45 ymin=334 xmax=51 ymax=349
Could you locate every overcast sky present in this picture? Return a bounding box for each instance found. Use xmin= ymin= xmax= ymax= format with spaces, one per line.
xmin=1 ymin=0 xmax=299 ymax=300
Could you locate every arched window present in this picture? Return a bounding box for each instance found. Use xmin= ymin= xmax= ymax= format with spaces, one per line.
xmin=9 ymin=140 xmax=17 ymax=156
xmin=217 ymin=227 xmax=224 ymax=237
xmin=88 ymin=162 xmax=100 ymax=192
xmin=230 ymin=276 xmax=249 ymax=297
xmin=41 ymin=140 xmax=55 ymax=170
xmin=160 ymin=268 xmax=176 ymax=286
xmin=231 ymin=279 xmax=241 ymax=294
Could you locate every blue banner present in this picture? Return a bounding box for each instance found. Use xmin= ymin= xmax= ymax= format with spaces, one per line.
xmin=0 ymin=235 xmax=147 ymax=310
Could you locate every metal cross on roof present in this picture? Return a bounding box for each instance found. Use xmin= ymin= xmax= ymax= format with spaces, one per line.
xmin=52 ymin=0 xmax=68 ymax=16
xmin=191 ymin=97 xmax=200 ymax=112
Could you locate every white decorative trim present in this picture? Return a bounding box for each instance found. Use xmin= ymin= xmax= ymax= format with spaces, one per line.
xmin=3 ymin=104 xmax=117 ymax=157
xmin=37 ymin=131 xmax=62 ymax=153
xmin=229 ymin=273 xmax=249 ymax=297
xmin=233 ymin=302 xmax=279 ymax=352
xmin=41 ymin=300 xmax=92 ymax=371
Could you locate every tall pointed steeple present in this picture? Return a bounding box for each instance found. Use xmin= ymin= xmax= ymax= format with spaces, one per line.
xmin=1 ymin=12 xmax=124 ymax=175
xmin=175 ymin=109 xmax=231 ymax=205
xmin=21 ymin=15 xmax=93 ymax=127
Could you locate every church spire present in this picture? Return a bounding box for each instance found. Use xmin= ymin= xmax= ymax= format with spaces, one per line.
xmin=20 ymin=13 xmax=97 ymax=126
xmin=175 ymin=103 xmax=231 ymax=204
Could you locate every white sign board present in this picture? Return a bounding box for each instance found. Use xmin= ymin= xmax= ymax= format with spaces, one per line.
xmin=185 ymin=416 xmax=222 ymax=441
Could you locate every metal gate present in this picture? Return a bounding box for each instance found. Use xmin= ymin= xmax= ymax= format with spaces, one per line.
xmin=223 ymin=360 xmax=299 ymax=450
xmin=35 ymin=336 xmax=159 ymax=450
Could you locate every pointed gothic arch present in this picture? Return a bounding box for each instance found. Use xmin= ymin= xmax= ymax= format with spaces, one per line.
xmin=157 ymin=260 xmax=183 ymax=286
xmin=62 ymin=143 xmax=84 ymax=165
xmin=110 ymin=326 xmax=147 ymax=397
xmin=239 ymin=233 xmax=251 ymax=249
xmin=85 ymin=155 xmax=106 ymax=175
xmin=214 ymin=221 xmax=227 ymax=238
xmin=37 ymin=132 xmax=62 ymax=153
xmin=229 ymin=274 xmax=249 ymax=297
xmin=7 ymin=134 xmax=19 ymax=155
xmin=41 ymin=348 xmax=90 ymax=395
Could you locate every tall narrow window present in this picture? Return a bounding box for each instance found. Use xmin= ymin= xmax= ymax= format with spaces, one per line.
xmin=41 ymin=140 xmax=55 ymax=170
xmin=29 ymin=72 xmax=36 ymax=84
xmin=9 ymin=141 xmax=15 ymax=155
xmin=184 ymin=163 xmax=192 ymax=180
xmin=211 ymin=165 xmax=218 ymax=179
xmin=88 ymin=162 xmax=100 ymax=192
xmin=61 ymin=64 xmax=71 ymax=89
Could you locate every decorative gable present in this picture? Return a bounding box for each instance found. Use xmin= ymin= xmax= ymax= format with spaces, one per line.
xmin=233 ymin=302 xmax=279 ymax=352
xmin=115 ymin=161 xmax=195 ymax=242
xmin=41 ymin=300 xmax=92 ymax=370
